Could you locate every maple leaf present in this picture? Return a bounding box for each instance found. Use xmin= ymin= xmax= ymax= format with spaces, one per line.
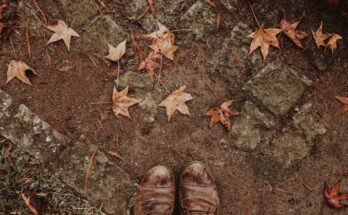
xmin=205 ymin=100 xmax=239 ymax=130
xmin=46 ymin=20 xmax=80 ymax=51
xmin=312 ymin=22 xmax=331 ymax=49
xmin=138 ymin=50 xmax=161 ymax=79
xmin=105 ymin=40 xmax=127 ymax=62
xmin=247 ymin=24 xmax=282 ymax=60
xmin=280 ymin=17 xmax=308 ymax=48
xmin=158 ymin=86 xmax=193 ymax=121
xmin=112 ymin=86 xmax=141 ymax=119
xmin=326 ymin=34 xmax=342 ymax=53
xmin=6 ymin=60 xmax=37 ymax=85
xmin=324 ymin=180 xmax=348 ymax=208
xmin=336 ymin=96 xmax=348 ymax=112
xmin=146 ymin=21 xmax=178 ymax=60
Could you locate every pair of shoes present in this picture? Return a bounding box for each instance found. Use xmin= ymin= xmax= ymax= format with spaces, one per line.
xmin=134 ymin=161 xmax=219 ymax=215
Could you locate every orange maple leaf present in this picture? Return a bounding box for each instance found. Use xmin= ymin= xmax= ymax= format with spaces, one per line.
xmin=312 ymin=22 xmax=331 ymax=49
xmin=112 ymin=86 xmax=141 ymax=119
xmin=247 ymin=24 xmax=282 ymax=60
xmin=324 ymin=180 xmax=348 ymax=208
xmin=280 ymin=17 xmax=308 ymax=48
xmin=158 ymin=86 xmax=193 ymax=121
xmin=336 ymin=96 xmax=348 ymax=112
xmin=6 ymin=60 xmax=37 ymax=85
xmin=205 ymin=100 xmax=239 ymax=130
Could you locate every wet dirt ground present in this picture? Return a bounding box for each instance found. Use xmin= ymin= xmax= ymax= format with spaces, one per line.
xmin=0 ymin=0 xmax=348 ymax=214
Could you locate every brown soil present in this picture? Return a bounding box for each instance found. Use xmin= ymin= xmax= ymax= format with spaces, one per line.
xmin=0 ymin=0 xmax=347 ymax=214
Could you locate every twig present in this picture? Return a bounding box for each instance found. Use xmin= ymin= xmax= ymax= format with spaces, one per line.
xmin=44 ymin=35 xmax=52 ymax=65
xmin=31 ymin=0 xmax=47 ymax=25
xmin=90 ymin=101 xmax=112 ymax=105
xmin=21 ymin=193 xmax=39 ymax=215
xmin=248 ymin=1 xmax=260 ymax=28
xmin=9 ymin=36 xmax=16 ymax=57
xmin=133 ymin=0 xmax=155 ymax=21
xmin=216 ymin=13 xmax=221 ymax=30
xmin=171 ymin=28 xmax=194 ymax=32
xmin=26 ymin=28 xmax=32 ymax=58
xmin=106 ymin=150 xmax=124 ymax=161
xmin=157 ymin=54 xmax=163 ymax=86
xmin=153 ymin=71 xmax=170 ymax=93
xmin=84 ymin=147 xmax=98 ymax=189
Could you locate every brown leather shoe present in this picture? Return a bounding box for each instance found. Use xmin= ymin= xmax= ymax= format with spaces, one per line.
xmin=179 ymin=162 xmax=219 ymax=215
xmin=134 ymin=165 xmax=175 ymax=215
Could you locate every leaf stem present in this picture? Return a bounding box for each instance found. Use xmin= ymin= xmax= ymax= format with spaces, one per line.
xmin=248 ymin=1 xmax=261 ymax=28
xmin=116 ymin=60 xmax=120 ymax=88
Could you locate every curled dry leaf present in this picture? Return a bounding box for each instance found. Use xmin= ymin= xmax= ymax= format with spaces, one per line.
xmin=6 ymin=60 xmax=37 ymax=85
xmin=112 ymin=86 xmax=141 ymax=119
xmin=158 ymin=86 xmax=193 ymax=121
xmin=336 ymin=96 xmax=348 ymax=112
xmin=146 ymin=21 xmax=178 ymax=60
xmin=324 ymin=180 xmax=348 ymax=208
xmin=205 ymin=100 xmax=239 ymax=130
xmin=326 ymin=34 xmax=342 ymax=53
xmin=138 ymin=50 xmax=161 ymax=79
xmin=247 ymin=24 xmax=282 ymax=60
xmin=105 ymin=40 xmax=127 ymax=62
xmin=312 ymin=22 xmax=331 ymax=49
xmin=280 ymin=17 xmax=308 ymax=48
xmin=46 ymin=20 xmax=80 ymax=51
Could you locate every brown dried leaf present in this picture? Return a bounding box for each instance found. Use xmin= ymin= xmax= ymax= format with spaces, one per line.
xmin=112 ymin=86 xmax=141 ymax=119
xmin=336 ymin=96 xmax=348 ymax=112
xmin=6 ymin=60 xmax=37 ymax=85
xmin=146 ymin=21 xmax=178 ymax=60
xmin=205 ymin=100 xmax=239 ymax=130
xmin=324 ymin=180 xmax=348 ymax=208
xmin=312 ymin=22 xmax=331 ymax=49
xmin=247 ymin=24 xmax=282 ymax=60
xmin=46 ymin=20 xmax=80 ymax=51
xmin=158 ymin=86 xmax=193 ymax=121
xmin=326 ymin=34 xmax=342 ymax=53
xmin=280 ymin=17 xmax=308 ymax=48
xmin=105 ymin=40 xmax=127 ymax=62
xmin=138 ymin=50 xmax=162 ymax=79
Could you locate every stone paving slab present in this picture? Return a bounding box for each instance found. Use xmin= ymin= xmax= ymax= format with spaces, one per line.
xmin=75 ymin=15 xmax=128 ymax=53
xmin=61 ymin=0 xmax=99 ymax=28
xmin=292 ymin=103 xmax=327 ymax=145
xmin=229 ymin=101 xmax=276 ymax=150
xmin=0 ymin=104 xmax=71 ymax=163
xmin=207 ymin=22 xmax=263 ymax=84
xmin=0 ymin=89 xmax=12 ymax=120
xmin=56 ymin=137 xmax=136 ymax=214
xmin=244 ymin=61 xmax=312 ymax=115
xmin=0 ymin=89 xmax=135 ymax=214
xmin=179 ymin=0 xmax=216 ymax=44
